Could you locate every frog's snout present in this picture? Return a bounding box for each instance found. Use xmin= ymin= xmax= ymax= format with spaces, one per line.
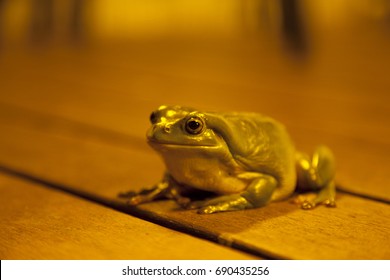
xmin=146 ymin=122 xmax=173 ymax=142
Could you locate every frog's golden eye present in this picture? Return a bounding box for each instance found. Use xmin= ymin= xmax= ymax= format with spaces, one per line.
xmin=185 ymin=117 xmax=204 ymax=134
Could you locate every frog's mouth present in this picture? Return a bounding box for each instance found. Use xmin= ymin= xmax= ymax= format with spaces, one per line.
xmin=147 ymin=139 xmax=218 ymax=148
xmin=146 ymin=131 xmax=222 ymax=147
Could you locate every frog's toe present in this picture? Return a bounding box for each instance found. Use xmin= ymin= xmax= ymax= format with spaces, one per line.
xmin=298 ymin=196 xmax=336 ymax=210
xmin=124 ymin=193 xmax=157 ymax=205
xmin=323 ymin=199 xmax=336 ymax=208
xmin=118 ymin=191 xmax=144 ymax=205
xmin=291 ymin=194 xmax=315 ymax=205
xmin=291 ymin=194 xmax=318 ymax=209
xmin=126 ymin=195 xmax=144 ymax=205
xmin=198 ymin=205 xmax=217 ymax=214
xmin=301 ymin=200 xmax=315 ymax=210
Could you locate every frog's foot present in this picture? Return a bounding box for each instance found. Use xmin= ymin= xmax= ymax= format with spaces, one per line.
xmin=118 ymin=190 xmax=159 ymax=205
xmin=118 ymin=182 xmax=169 ymax=205
xmin=196 ymin=195 xmax=253 ymax=214
xmin=296 ymin=146 xmax=335 ymax=191
xmin=295 ymin=146 xmax=336 ymax=209
xmin=119 ymin=182 xmax=193 ymax=208
xmin=186 ymin=195 xmax=252 ymax=213
xmin=293 ymin=181 xmax=336 ymax=210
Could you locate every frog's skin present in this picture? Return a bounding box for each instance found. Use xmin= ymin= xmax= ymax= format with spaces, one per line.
xmin=120 ymin=105 xmax=336 ymax=214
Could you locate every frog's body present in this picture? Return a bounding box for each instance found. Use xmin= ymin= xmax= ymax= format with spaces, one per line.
xmin=120 ymin=105 xmax=336 ymax=214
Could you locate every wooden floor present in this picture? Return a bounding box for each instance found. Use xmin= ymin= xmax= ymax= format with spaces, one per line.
xmin=0 ymin=35 xmax=389 ymax=259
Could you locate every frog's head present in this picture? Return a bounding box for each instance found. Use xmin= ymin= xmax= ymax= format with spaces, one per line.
xmin=147 ymin=105 xmax=222 ymax=149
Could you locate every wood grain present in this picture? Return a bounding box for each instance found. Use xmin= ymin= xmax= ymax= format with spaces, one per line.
xmin=0 ymin=112 xmax=388 ymax=259
xmin=0 ymin=173 xmax=256 ymax=260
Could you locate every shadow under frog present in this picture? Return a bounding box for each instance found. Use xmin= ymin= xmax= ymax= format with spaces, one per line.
xmin=119 ymin=105 xmax=336 ymax=214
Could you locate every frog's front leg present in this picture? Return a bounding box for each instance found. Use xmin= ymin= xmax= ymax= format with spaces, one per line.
xmin=294 ymin=145 xmax=336 ymax=209
xmin=193 ymin=174 xmax=277 ymax=214
xmin=118 ymin=173 xmax=191 ymax=207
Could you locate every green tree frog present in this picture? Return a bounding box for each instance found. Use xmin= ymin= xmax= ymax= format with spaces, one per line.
xmin=120 ymin=105 xmax=336 ymax=214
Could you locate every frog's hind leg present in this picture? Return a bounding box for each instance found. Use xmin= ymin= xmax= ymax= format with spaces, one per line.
xmin=295 ymin=145 xmax=336 ymax=209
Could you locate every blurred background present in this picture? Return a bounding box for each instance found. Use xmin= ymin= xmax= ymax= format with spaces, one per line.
xmin=0 ymin=0 xmax=389 ymax=198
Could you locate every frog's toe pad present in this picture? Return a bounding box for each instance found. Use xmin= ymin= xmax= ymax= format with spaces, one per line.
xmin=291 ymin=194 xmax=315 ymax=205
xmin=323 ymin=199 xmax=336 ymax=208
xmin=301 ymin=200 xmax=315 ymax=210
xmin=126 ymin=195 xmax=144 ymax=205
xmin=118 ymin=191 xmax=142 ymax=205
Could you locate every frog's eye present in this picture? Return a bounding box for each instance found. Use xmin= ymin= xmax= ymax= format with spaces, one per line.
xmin=185 ymin=117 xmax=204 ymax=134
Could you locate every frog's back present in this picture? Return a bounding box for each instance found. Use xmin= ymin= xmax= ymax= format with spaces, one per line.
xmin=206 ymin=111 xmax=296 ymax=200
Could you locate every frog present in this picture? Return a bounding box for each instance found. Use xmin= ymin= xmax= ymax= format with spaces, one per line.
xmin=119 ymin=105 xmax=336 ymax=214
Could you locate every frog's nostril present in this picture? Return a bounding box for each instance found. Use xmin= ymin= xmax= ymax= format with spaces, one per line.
xmin=164 ymin=123 xmax=172 ymax=133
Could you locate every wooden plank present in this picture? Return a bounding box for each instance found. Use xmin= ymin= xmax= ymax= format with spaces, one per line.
xmin=0 ymin=47 xmax=389 ymax=202
xmin=0 ymin=115 xmax=389 ymax=259
xmin=0 ymin=173 xmax=256 ymax=260
xmin=136 ymin=196 xmax=390 ymax=260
